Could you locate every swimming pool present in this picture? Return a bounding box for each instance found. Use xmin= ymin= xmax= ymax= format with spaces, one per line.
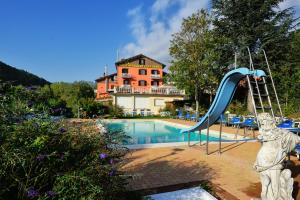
xmin=106 ymin=120 xmax=226 ymax=145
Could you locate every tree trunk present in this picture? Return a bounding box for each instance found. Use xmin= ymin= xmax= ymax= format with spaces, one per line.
xmin=247 ymin=88 xmax=254 ymax=114
xmin=195 ymin=86 xmax=199 ymax=117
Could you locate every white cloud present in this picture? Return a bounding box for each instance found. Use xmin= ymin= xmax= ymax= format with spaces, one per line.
xmin=121 ymin=0 xmax=209 ymax=66
xmin=278 ymin=0 xmax=300 ymax=18
xmin=279 ymin=0 xmax=300 ymax=10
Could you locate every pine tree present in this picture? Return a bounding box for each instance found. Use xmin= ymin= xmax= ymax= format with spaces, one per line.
xmin=212 ymin=0 xmax=299 ymax=115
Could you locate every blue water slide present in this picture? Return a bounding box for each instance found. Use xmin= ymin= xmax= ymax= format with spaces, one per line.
xmin=180 ymin=67 xmax=266 ymax=133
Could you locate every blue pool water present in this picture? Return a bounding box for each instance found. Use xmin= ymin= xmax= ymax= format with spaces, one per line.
xmin=107 ymin=120 xmax=223 ymax=145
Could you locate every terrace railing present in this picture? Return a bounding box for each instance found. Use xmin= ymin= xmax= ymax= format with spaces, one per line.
xmin=122 ymin=73 xmax=132 ymax=78
xmin=151 ymin=74 xmax=161 ymax=79
xmin=113 ymin=87 xmax=185 ymax=95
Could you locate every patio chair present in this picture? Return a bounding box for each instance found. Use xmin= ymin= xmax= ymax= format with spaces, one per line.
xmin=140 ymin=109 xmax=145 ymax=116
xmin=131 ymin=109 xmax=137 ymax=116
xmin=176 ymin=111 xmax=184 ymax=119
xmin=146 ymin=109 xmax=152 ymax=116
xmin=185 ymin=112 xmax=191 ymax=120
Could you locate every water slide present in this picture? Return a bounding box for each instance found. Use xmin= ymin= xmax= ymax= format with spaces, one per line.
xmin=180 ymin=67 xmax=266 ymax=133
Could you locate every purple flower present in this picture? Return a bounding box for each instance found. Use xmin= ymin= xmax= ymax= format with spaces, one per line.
xmin=109 ymin=159 xmax=114 ymax=165
xmin=27 ymin=188 xmax=39 ymax=199
xmin=46 ymin=190 xmax=55 ymax=197
xmin=59 ymin=127 xmax=66 ymax=133
xmin=36 ymin=154 xmax=46 ymax=161
xmin=99 ymin=153 xmax=107 ymax=160
xmin=109 ymin=169 xmax=116 ymax=176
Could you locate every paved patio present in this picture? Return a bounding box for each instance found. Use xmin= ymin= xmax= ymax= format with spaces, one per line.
xmin=121 ymin=119 xmax=300 ymax=199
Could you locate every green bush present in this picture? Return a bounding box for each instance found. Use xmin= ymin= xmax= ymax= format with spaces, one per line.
xmin=108 ymin=105 xmax=124 ymax=118
xmin=227 ymin=100 xmax=247 ymax=115
xmin=0 ymin=83 xmax=139 ymax=200
xmin=80 ymin=99 xmax=108 ymax=118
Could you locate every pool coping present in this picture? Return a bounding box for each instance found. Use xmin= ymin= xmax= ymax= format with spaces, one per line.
xmin=100 ymin=119 xmax=257 ymax=149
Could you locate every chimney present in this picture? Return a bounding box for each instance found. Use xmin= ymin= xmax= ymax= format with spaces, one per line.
xmin=103 ymin=65 xmax=107 ymax=77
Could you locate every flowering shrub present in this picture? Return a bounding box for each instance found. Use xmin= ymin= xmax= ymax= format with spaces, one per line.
xmin=0 ymin=83 xmax=140 ymax=200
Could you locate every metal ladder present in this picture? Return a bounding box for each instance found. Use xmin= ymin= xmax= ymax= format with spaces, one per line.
xmin=245 ymin=48 xmax=282 ymax=126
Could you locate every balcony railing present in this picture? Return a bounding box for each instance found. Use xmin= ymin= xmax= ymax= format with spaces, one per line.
xmin=113 ymin=87 xmax=185 ymax=95
xmin=122 ymin=73 xmax=132 ymax=78
xmin=151 ymin=74 xmax=161 ymax=79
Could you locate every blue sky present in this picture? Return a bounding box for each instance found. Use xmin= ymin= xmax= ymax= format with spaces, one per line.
xmin=0 ymin=0 xmax=299 ymax=82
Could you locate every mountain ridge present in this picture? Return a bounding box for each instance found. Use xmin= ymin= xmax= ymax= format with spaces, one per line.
xmin=0 ymin=61 xmax=50 ymax=86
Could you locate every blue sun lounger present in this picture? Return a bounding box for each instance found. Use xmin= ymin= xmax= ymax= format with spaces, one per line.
xmin=278 ymin=120 xmax=293 ymax=128
xmin=278 ymin=120 xmax=300 ymax=134
xmin=177 ymin=111 xmax=184 ymax=119
xmin=185 ymin=113 xmax=191 ymax=120
xmin=228 ymin=117 xmax=242 ymax=127
xmin=242 ymin=118 xmax=256 ymax=128
xmin=190 ymin=114 xmax=197 ymax=121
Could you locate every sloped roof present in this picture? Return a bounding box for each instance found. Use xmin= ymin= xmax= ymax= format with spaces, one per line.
xmin=95 ymin=73 xmax=117 ymax=82
xmin=115 ymin=54 xmax=166 ymax=68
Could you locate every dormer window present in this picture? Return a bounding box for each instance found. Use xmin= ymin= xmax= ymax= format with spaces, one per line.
xmin=139 ymin=59 xmax=145 ymax=65
xmin=139 ymin=69 xmax=147 ymax=75
xmin=122 ymin=68 xmax=128 ymax=73
xmin=138 ymin=80 xmax=147 ymax=86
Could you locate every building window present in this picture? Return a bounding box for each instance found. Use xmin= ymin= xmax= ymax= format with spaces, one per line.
xmin=139 ymin=69 xmax=147 ymax=75
xmin=151 ymin=70 xmax=159 ymax=74
xmin=151 ymin=81 xmax=159 ymax=86
xmin=122 ymin=68 xmax=128 ymax=73
xmin=123 ymin=80 xmax=130 ymax=85
xmin=111 ymin=85 xmax=114 ymax=89
xmin=139 ymin=59 xmax=145 ymax=65
xmin=138 ymin=80 xmax=147 ymax=86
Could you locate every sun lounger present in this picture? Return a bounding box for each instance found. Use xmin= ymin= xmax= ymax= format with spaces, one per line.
xmin=294 ymin=145 xmax=300 ymax=160
xmin=177 ymin=112 xmax=184 ymax=119
xmin=185 ymin=113 xmax=191 ymax=120
xmin=131 ymin=109 xmax=137 ymax=116
xmin=190 ymin=114 xmax=197 ymax=121
xmin=277 ymin=120 xmax=300 ymax=134
xmin=277 ymin=120 xmax=293 ymax=128
xmin=228 ymin=117 xmax=242 ymax=127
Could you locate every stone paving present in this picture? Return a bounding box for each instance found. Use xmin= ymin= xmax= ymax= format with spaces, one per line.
xmin=121 ymin=119 xmax=300 ymax=199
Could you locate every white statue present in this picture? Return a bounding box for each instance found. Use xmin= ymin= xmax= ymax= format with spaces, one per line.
xmin=253 ymin=113 xmax=300 ymax=200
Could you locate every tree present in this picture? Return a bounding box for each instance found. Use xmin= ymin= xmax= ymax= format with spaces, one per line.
xmin=169 ymin=9 xmax=220 ymax=115
xmin=212 ymin=0 xmax=299 ymax=115
xmin=42 ymin=81 xmax=96 ymax=117
xmin=212 ymin=0 xmax=297 ymax=68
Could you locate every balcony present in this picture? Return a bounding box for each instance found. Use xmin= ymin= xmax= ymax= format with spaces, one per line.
xmin=151 ymin=74 xmax=161 ymax=79
xmin=113 ymin=87 xmax=185 ymax=96
xmin=122 ymin=73 xmax=132 ymax=78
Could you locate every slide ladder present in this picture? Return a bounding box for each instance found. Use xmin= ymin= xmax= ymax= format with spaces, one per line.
xmin=246 ymin=48 xmax=283 ymax=124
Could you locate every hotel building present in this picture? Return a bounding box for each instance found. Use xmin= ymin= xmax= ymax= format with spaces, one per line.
xmin=95 ymin=54 xmax=185 ymax=114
